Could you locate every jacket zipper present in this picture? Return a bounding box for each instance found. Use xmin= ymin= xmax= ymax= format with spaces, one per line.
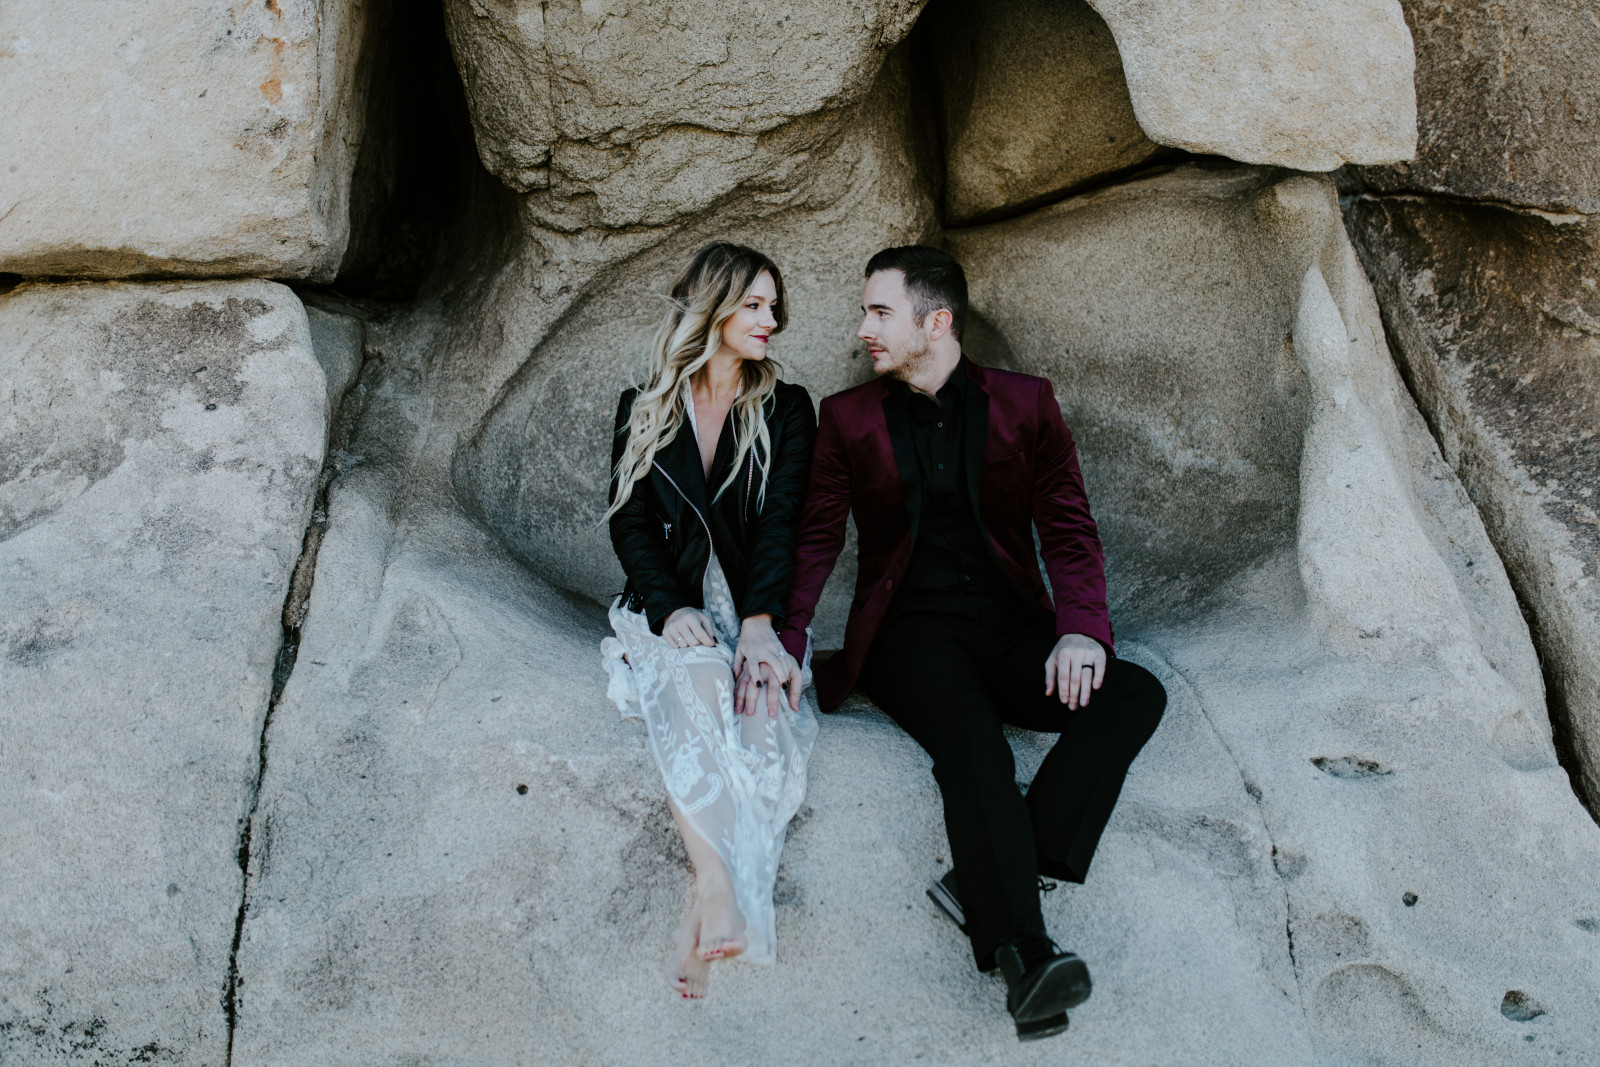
xmin=652 ymin=461 xmax=714 ymax=589
xmin=744 ymin=451 xmax=756 ymax=523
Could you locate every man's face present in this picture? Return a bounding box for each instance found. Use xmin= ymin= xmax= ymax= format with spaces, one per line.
xmin=858 ymin=269 xmax=932 ymax=381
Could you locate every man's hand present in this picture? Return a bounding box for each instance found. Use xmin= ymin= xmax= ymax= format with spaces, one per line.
xmin=663 ymin=607 xmax=716 ymax=649
xmin=735 ymin=656 xmax=803 ymax=717
xmin=1044 ymin=633 xmax=1105 ymax=710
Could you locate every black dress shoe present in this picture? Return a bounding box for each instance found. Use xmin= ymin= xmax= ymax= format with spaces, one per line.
xmin=1015 ymin=1012 xmax=1070 ymax=1042
xmin=926 ymin=869 xmax=965 ymax=931
xmin=996 ymin=937 xmax=1092 ymax=1036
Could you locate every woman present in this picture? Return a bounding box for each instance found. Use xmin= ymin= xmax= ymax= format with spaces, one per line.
xmin=600 ymin=242 xmax=819 ymax=999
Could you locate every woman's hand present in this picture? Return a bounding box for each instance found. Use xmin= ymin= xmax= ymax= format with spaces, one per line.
xmin=733 ymin=615 xmax=799 ymax=716
xmin=662 ymin=607 xmax=717 ymax=649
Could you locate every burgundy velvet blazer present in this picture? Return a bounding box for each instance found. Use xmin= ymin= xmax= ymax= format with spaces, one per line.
xmin=779 ymin=358 xmax=1113 ymax=711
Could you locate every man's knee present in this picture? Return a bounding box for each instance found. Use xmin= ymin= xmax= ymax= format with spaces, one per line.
xmin=1112 ymin=660 xmax=1167 ymax=741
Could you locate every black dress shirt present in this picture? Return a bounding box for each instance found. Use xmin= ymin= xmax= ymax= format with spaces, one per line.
xmin=890 ymin=363 xmax=1015 ymax=615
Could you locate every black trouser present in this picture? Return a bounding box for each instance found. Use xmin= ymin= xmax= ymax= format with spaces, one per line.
xmin=859 ymin=597 xmax=1166 ymax=969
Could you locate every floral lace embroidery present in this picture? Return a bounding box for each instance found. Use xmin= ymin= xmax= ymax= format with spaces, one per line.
xmin=600 ymin=553 xmax=818 ymax=964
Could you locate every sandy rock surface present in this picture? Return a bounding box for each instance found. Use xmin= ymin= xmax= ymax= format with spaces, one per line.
xmin=1349 ymin=0 xmax=1600 ymax=214
xmin=0 ymin=1 xmax=370 ymax=280
xmin=5 ymin=2 xmax=1600 ymax=1063
xmin=1345 ymin=196 xmax=1600 ymax=816
xmin=226 ymin=304 xmax=1311 ymax=1066
xmin=1088 ymin=0 xmax=1417 ymax=170
xmin=222 ymin=165 xmax=1600 ymax=1066
xmin=0 ymin=281 xmax=329 ymax=1062
xmin=925 ymin=0 xmax=1160 ymax=225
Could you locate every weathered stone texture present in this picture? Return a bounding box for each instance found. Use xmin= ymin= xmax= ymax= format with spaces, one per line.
xmin=226 ymin=305 xmax=1311 ymax=1065
xmin=952 ymin=166 xmax=1312 ymax=618
xmin=442 ymin=0 xmax=924 ymax=227
xmin=1345 ymin=196 xmax=1600 ymax=812
xmin=926 ymin=0 xmax=1160 ymax=224
xmin=1350 ymin=0 xmax=1600 ymax=214
xmin=0 ymin=1 xmax=371 ymax=280
xmin=222 ymin=166 xmax=1600 ymax=1064
xmin=1336 ymin=0 xmax=1600 ymax=811
xmin=8 ymin=2 xmax=1600 ymax=1063
xmin=953 ymin=166 xmax=1600 ymax=1061
xmin=457 ymin=58 xmax=937 ymax=644
xmin=0 ymin=281 xmax=328 ymax=1061
xmin=304 ymin=304 xmax=366 ymax=419
xmin=1088 ymin=0 xmax=1417 ymax=170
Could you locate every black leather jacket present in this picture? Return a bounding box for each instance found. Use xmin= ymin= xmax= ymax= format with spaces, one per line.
xmin=609 ymin=381 xmax=817 ymax=634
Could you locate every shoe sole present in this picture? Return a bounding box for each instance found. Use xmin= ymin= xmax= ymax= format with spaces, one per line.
xmin=926 ymin=881 xmax=966 ymax=930
xmin=1011 ymin=955 xmax=1092 ymax=1024
xmin=1016 ymin=1012 xmax=1070 ymax=1041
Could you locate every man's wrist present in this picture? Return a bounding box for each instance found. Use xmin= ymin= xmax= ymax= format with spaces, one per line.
xmin=1055 ymin=632 xmax=1104 ymax=649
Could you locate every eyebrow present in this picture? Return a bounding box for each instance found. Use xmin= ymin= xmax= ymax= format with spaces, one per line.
xmin=863 ymin=303 xmax=893 ymax=313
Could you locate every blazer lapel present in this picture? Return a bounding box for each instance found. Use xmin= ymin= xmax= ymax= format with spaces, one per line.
xmin=881 ymin=390 xmax=921 ymax=545
xmin=964 ymin=361 xmax=990 ymax=520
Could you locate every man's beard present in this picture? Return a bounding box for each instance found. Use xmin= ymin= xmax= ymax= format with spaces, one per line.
xmin=879 ymin=335 xmax=932 ymax=382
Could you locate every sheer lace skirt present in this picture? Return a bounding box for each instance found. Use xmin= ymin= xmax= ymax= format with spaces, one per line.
xmin=601 ymin=554 xmax=819 ymax=964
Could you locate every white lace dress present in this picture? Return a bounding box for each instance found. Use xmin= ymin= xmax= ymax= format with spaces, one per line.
xmin=600 ymin=397 xmax=820 ymax=965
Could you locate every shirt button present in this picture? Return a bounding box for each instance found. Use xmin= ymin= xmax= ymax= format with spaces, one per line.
xmin=937 ymin=421 xmax=944 ymax=428
xmin=937 ymin=463 xmax=945 ymax=470
xmin=963 ymin=574 xmax=971 ymax=582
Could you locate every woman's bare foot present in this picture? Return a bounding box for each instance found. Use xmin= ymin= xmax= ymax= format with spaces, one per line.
xmin=665 ymin=906 xmax=711 ymax=999
xmin=695 ymin=881 xmax=747 ymax=961
xmin=664 ymin=797 xmax=747 ymax=962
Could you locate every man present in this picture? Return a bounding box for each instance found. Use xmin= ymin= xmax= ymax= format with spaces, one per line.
xmin=778 ymin=246 xmax=1166 ymax=1040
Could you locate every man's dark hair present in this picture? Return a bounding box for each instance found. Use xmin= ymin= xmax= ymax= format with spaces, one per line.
xmin=865 ymin=245 xmax=968 ymax=342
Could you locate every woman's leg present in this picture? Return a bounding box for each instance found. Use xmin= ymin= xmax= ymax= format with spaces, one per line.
xmin=669 ymin=795 xmax=748 ymax=961
xmin=643 ymin=649 xmax=751 ymax=965
xmin=618 ymin=613 xmax=757 ymax=983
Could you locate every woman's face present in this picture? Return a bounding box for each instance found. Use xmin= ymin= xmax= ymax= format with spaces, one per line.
xmin=718 ymin=270 xmax=780 ymax=362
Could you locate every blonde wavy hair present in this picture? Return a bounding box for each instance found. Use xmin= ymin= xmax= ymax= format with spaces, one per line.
xmin=603 ymin=242 xmax=790 ymax=523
